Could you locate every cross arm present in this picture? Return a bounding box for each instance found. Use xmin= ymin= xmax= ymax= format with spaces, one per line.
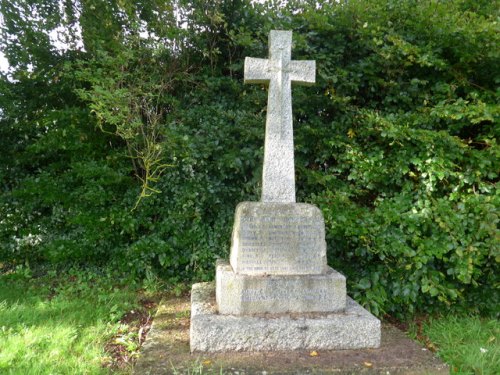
xmin=244 ymin=57 xmax=272 ymax=84
xmin=289 ymin=60 xmax=316 ymax=86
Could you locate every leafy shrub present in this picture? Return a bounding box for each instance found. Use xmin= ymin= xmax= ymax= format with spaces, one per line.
xmin=0 ymin=0 xmax=498 ymax=316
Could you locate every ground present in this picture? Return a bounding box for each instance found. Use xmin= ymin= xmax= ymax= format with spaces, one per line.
xmin=134 ymin=285 xmax=449 ymax=375
xmin=0 ymin=265 xmax=498 ymax=374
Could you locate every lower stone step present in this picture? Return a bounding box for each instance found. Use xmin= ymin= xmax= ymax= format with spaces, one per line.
xmin=190 ymin=282 xmax=381 ymax=353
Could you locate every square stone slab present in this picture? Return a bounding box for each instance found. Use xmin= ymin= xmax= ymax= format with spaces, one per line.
xmin=230 ymin=202 xmax=327 ymax=276
xmin=191 ymin=283 xmax=380 ymax=352
xmin=134 ymin=286 xmax=449 ymax=375
xmin=216 ymin=260 xmax=346 ymax=315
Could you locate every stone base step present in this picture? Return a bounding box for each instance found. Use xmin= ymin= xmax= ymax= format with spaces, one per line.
xmin=216 ymin=260 xmax=346 ymax=315
xmin=191 ymin=282 xmax=381 ymax=353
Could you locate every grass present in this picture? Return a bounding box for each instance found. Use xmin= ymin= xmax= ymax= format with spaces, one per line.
xmin=417 ymin=315 xmax=500 ymax=375
xmin=0 ymin=264 xmax=155 ymax=375
xmin=1 ymin=264 xmax=498 ymax=375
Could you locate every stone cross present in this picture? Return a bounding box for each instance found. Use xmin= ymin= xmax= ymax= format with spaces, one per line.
xmin=244 ymin=30 xmax=315 ymax=203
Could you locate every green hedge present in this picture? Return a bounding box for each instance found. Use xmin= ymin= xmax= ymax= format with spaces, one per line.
xmin=0 ymin=0 xmax=498 ymax=316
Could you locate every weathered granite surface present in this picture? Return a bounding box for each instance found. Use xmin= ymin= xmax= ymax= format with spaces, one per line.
xmin=135 ymin=291 xmax=450 ymax=375
xmin=229 ymin=202 xmax=327 ymax=276
xmin=216 ymin=260 xmax=346 ymax=315
xmin=245 ymin=30 xmax=315 ymax=203
xmin=190 ymin=30 xmax=382 ymax=357
xmin=191 ymin=283 xmax=380 ymax=352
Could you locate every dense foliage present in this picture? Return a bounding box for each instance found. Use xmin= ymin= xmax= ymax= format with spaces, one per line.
xmin=1 ymin=0 xmax=498 ymax=317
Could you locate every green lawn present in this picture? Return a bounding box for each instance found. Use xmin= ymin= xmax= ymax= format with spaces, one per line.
xmin=0 ymin=265 xmax=148 ymax=375
xmin=1 ymin=265 xmax=498 ymax=374
xmin=419 ymin=315 xmax=499 ymax=375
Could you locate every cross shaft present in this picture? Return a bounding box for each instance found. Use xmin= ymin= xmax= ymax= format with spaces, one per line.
xmin=244 ymin=30 xmax=315 ymax=203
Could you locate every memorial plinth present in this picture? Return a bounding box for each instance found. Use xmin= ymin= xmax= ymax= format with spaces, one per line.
xmin=191 ymin=202 xmax=380 ymax=352
xmin=190 ymin=30 xmax=381 ymax=353
xmin=230 ymin=202 xmax=327 ymax=275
